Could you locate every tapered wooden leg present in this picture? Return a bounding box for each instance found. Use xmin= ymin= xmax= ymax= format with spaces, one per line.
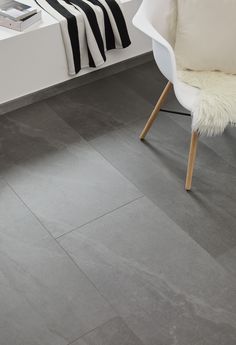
xmin=185 ymin=131 xmax=199 ymax=191
xmin=139 ymin=81 xmax=172 ymax=140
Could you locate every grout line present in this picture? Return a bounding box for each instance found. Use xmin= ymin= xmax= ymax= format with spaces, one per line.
xmin=4 ymin=181 xmax=145 ymax=345
xmin=87 ymin=126 xmax=236 ymax=234
xmin=87 ymin=138 xmax=183 ymax=221
xmin=67 ymin=319 xmax=112 ymax=345
xmin=56 ymin=195 xmax=144 ymax=240
xmin=67 ymin=317 xmax=119 ymax=345
xmin=54 ymin=239 xmax=135 ymax=345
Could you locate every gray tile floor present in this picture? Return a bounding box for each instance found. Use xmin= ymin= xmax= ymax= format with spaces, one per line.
xmin=0 ymin=61 xmax=235 ymax=345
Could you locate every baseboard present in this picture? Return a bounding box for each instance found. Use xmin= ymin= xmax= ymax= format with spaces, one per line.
xmin=0 ymin=52 xmax=153 ymax=115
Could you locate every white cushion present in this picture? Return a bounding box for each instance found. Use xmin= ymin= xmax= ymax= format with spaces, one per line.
xmin=175 ymin=0 xmax=236 ymax=74
xmin=151 ymin=0 xmax=177 ymax=47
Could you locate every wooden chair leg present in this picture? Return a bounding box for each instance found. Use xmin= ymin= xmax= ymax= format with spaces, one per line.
xmin=139 ymin=81 xmax=172 ymax=140
xmin=185 ymin=131 xmax=199 ymax=191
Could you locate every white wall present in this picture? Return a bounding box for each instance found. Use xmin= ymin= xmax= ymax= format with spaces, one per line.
xmin=0 ymin=0 xmax=151 ymax=105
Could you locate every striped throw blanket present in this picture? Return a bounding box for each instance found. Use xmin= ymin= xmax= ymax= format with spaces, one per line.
xmin=35 ymin=0 xmax=131 ymax=75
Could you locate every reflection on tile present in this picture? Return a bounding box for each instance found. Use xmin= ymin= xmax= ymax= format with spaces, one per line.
xmin=48 ymin=61 xmax=188 ymax=142
xmin=217 ymin=247 xmax=236 ymax=277
xmin=47 ymin=74 xmax=154 ymax=141
xmin=47 ymin=93 xmax=122 ymax=141
xmin=113 ymin=61 xmax=188 ymax=114
xmin=73 ymin=317 xmax=144 ymax=345
xmin=0 ymin=102 xmax=141 ymax=237
xmin=90 ymin=114 xmax=236 ymax=258
xmin=0 ymin=179 xmax=115 ymax=345
xmin=59 ymin=197 xmax=236 ymax=345
xmin=112 ymin=61 xmax=167 ymax=107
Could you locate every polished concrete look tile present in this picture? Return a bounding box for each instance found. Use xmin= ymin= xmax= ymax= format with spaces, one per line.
xmin=0 ymin=179 xmax=115 ymax=345
xmin=112 ymin=60 xmax=188 ymax=115
xmin=90 ymin=113 xmax=236 ymax=259
xmin=73 ymin=317 xmax=144 ymax=345
xmin=47 ymin=75 xmax=155 ymax=141
xmin=217 ymin=246 xmax=236 ymax=277
xmin=59 ymin=197 xmax=236 ymax=345
xmin=170 ymin=112 xmax=236 ymax=169
xmin=0 ymin=103 xmax=141 ymax=237
xmin=0 ymin=60 xmax=235 ymax=345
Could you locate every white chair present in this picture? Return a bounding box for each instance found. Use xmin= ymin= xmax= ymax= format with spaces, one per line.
xmin=133 ymin=0 xmax=201 ymax=191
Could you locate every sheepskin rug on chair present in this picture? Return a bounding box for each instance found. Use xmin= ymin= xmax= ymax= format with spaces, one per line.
xmin=178 ymin=70 xmax=236 ymax=136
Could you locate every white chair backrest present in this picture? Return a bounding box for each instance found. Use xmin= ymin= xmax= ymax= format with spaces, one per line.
xmin=138 ymin=0 xmax=177 ymax=46
xmin=133 ymin=0 xmax=177 ymax=83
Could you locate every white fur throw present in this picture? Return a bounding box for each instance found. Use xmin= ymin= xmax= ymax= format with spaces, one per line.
xmin=178 ymin=70 xmax=236 ymax=136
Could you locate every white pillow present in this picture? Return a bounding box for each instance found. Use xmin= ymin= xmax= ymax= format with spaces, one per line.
xmin=175 ymin=0 xmax=236 ymax=74
xmin=151 ymin=0 xmax=177 ymax=47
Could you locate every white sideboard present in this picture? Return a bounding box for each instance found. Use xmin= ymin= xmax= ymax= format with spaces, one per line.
xmin=0 ymin=0 xmax=151 ymax=105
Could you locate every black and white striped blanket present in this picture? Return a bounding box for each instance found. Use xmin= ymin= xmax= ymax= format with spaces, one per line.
xmin=35 ymin=0 xmax=131 ymax=75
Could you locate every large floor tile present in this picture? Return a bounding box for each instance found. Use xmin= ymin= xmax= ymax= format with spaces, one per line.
xmin=0 ymin=179 xmax=115 ymax=345
xmin=73 ymin=317 xmax=144 ymax=345
xmin=47 ymin=74 xmax=154 ymax=141
xmin=1 ymin=58 xmax=235 ymax=345
xmin=59 ymin=197 xmax=236 ymax=345
xmin=111 ymin=62 xmax=166 ymax=108
xmin=47 ymin=92 xmax=122 ymax=142
xmin=0 ymin=103 xmax=141 ymax=237
xmin=47 ymin=61 xmax=187 ymax=142
xmin=217 ymin=246 xmax=236 ymax=277
xmin=90 ymin=113 xmax=236 ymax=258
xmin=170 ymin=112 xmax=236 ymax=169
xmin=114 ymin=61 xmax=188 ymax=114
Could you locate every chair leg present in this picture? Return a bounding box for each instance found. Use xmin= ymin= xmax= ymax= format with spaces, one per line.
xmin=185 ymin=131 xmax=199 ymax=191
xmin=139 ymin=81 xmax=172 ymax=140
